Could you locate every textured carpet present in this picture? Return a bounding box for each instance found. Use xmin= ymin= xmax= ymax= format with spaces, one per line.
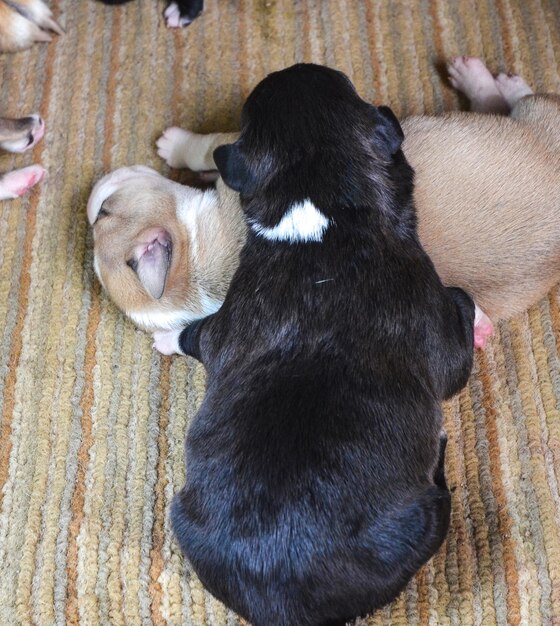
xmin=0 ymin=0 xmax=559 ymax=624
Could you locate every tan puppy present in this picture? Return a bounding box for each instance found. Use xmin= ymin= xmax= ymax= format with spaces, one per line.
xmin=0 ymin=0 xmax=63 ymax=53
xmin=89 ymin=57 xmax=560 ymax=348
xmin=406 ymin=56 xmax=560 ymax=344
xmin=0 ymin=114 xmax=46 ymax=199
xmin=87 ymin=156 xmax=245 ymax=331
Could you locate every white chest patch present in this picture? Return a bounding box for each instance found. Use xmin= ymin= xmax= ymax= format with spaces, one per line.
xmin=251 ymin=200 xmax=330 ymax=243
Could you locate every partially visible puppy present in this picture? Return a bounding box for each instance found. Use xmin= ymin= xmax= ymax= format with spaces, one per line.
xmin=96 ymin=0 xmax=204 ymax=28
xmin=160 ymin=63 xmax=474 ymax=626
xmin=86 ymin=153 xmax=245 ymax=331
xmin=404 ymin=56 xmax=560 ymax=338
xmin=0 ymin=114 xmax=46 ymax=199
xmin=0 ymin=0 xmax=63 ymax=53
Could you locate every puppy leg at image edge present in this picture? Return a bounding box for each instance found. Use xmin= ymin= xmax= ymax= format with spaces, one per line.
xmin=0 ymin=166 xmax=45 ymax=200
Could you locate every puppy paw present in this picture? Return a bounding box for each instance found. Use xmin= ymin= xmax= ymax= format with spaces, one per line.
xmin=0 ymin=9 xmax=52 ymax=52
xmin=0 ymin=115 xmax=45 ymax=153
xmin=156 ymin=127 xmax=194 ymax=169
xmin=153 ymin=328 xmax=182 ymax=355
xmin=448 ymin=56 xmax=506 ymax=113
xmin=164 ymin=2 xmax=193 ymax=27
xmin=474 ymin=304 xmax=494 ymax=349
xmin=11 ymin=0 xmax=64 ymax=35
xmin=495 ymin=72 xmax=533 ymax=107
xmin=24 ymin=115 xmax=45 ymax=150
xmin=0 ymin=165 xmax=46 ymax=200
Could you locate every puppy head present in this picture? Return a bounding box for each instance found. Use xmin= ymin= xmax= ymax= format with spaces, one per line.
xmin=87 ymin=166 xmax=202 ymax=331
xmin=214 ymin=64 xmax=404 ymax=211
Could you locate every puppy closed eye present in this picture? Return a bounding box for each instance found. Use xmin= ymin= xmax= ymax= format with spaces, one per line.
xmin=127 ymin=258 xmax=138 ymax=273
xmin=94 ymin=206 xmax=111 ymax=223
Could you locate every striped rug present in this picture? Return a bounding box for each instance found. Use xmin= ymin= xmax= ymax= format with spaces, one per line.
xmin=0 ymin=1 xmax=559 ymax=624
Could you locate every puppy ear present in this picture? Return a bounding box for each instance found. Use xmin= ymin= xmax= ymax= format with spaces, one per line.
xmin=133 ymin=229 xmax=172 ymax=300
xmin=213 ymin=143 xmax=254 ymax=193
xmin=374 ymin=105 xmax=404 ymax=156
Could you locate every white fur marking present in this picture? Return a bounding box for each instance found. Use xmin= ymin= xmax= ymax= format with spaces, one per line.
xmin=128 ymin=291 xmax=222 ymax=331
xmin=176 ymin=188 xmax=218 ymax=261
xmin=251 ymin=200 xmax=330 ymax=243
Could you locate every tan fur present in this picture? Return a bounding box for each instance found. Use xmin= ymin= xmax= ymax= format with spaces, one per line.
xmin=404 ymin=93 xmax=560 ymax=320
xmin=89 ymin=139 xmax=245 ymax=331
xmin=0 ymin=0 xmax=62 ymax=53
xmin=91 ymin=95 xmax=560 ymax=330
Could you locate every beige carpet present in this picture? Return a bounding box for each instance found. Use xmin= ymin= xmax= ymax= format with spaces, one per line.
xmin=1 ymin=0 xmax=560 ymax=624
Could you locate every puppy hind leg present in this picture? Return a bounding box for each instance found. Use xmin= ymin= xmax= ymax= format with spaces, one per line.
xmin=447 ymin=56 xmax=509 ymax=114
xmin=495 ymin=72 xmax=534 ymax=108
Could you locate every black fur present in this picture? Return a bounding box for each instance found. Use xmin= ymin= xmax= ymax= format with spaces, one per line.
xmin=97 ymin=0 xmax=204 ymax=24
xmin=171 ymin=64 xmax=475 ymax=626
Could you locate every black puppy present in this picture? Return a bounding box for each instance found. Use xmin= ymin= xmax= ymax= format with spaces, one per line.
xmin=162 ymin=64 xmax=475 ymax=626
xmin=97 ymin=0 xmax=203 ymax=27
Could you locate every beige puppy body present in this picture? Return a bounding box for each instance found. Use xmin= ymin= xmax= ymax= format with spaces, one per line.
xmin=87 ymin=152 xmax=245 ymax=332
xmin=404 ymin=95 xmax=560 ymax=321
xmin=90 ymin=59 xmax=560 ymax=344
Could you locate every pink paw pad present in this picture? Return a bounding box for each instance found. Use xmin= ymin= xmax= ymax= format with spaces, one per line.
xmin=474 ymin=304 xmax=494 ymax=349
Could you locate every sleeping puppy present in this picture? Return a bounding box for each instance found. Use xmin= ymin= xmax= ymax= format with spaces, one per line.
xmin=405 ymin=56 xmax=560 ymax=343
xmin=97 ymin=0 xmax=204 ymax=28
xmin=87 ymin=159 xmax=245 ymax=331
xmin=0 ymin=114 xmax=46 ymax=199
xmin=158 ymin=63 xmax=474 ymax=626
xmin=0 ymin=0 xmax=63 ymax=52
xmin=159 ymin=57 xmax=559 ymax=349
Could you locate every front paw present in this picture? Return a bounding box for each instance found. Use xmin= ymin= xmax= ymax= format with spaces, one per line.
xmin=10 ymin=0 xmax=63 ymax=33
xmin=153 ymin=328 xmax=182 ymax=355
xmin=0 ymin=10 xmax=52 ymax=52
xmin=156 ymin=127 xmax=194 ymax=169
xmin=164 ymin=2 xmax=194 ymax=28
